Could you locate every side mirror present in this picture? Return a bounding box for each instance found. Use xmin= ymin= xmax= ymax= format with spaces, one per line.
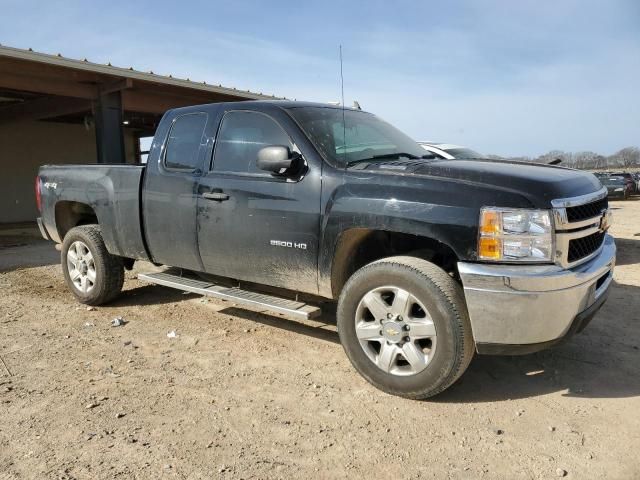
xmin=257 ymin=145 xmax=300 ymax=174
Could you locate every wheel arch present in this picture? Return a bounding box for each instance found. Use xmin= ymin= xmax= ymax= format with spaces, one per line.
xmin=55 ymin=200 xmax=99 ymax=241
xmin=327 ymin=227 xmax=460 ymax=299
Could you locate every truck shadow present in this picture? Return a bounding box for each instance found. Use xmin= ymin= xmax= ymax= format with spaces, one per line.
xmin=214 ymin=280 xmax=640 ymax=402
xmin=218 ymin=305 xmax=341 ymax=345
xmin=435 ymin=344 xmax=640 ymax=403
xmin=217 ymin=282 xmax=640 ymax=402
xmin=110 ymin=284 xmax=201 ymax=307
xmin=612 ymin=237 xmax=640 ymax=266
xmin=115 ymin=279 xmax=640 ymax=402
xmin=435 ymin=279 xmax=640 ymax=402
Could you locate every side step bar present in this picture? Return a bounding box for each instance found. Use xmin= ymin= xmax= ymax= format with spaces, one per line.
xmin=137 ymin=271 xmax=321 ymax=320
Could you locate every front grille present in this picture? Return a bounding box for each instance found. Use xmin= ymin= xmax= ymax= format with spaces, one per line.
xmin=565 ymin=197 xmax=608 ymax=222
xmin=568 ymin=230 xmax=605 ymax=263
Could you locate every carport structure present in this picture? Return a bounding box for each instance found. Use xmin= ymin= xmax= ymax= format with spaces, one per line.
xmin=0 ymin=44 xmax=279 ymax=224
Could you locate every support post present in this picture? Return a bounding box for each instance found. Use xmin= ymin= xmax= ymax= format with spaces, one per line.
xmin=93 ymin=91 xmax=125 ymax=163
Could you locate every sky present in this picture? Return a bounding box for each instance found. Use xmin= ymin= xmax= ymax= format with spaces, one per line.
xmin=1 ymin=0 xmax=638 ymax=157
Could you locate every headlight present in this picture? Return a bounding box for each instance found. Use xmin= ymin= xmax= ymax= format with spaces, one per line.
xmin=615 ymin=188 xmax=623 ymax=192
xmin=478 ymin=208 xmax=553 ymax=262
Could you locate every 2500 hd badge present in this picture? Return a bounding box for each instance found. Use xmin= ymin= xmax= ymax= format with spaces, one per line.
xmin=270 ymin=240 xmax=308 ymax=249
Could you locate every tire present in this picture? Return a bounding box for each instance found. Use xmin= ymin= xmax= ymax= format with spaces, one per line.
xmin=337 ymin=256 xmax=474 ymax=399
xmin=61 ymin=225 xmax=124 ymax=305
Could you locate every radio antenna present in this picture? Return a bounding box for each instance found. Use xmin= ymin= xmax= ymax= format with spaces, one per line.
xmin=339 ymin=45 xmax=346 ymax=167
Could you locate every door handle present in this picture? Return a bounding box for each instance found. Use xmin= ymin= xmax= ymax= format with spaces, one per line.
xmin=202 ymin=191 xmax=230 ymax=201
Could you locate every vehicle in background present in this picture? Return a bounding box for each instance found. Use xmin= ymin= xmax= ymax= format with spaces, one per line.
xmin=419 ymin=142 xmax=484 ymax=160
xmin=607 ymin=172 xmax=638 ymax=195
xmin=595 ymin=173 xmax=631 ymax=200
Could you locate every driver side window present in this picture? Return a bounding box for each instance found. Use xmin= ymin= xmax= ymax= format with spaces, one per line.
xmin=213 ymin=111 xmax=293 ymax=174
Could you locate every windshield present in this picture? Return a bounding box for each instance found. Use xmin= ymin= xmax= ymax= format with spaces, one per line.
xmin=287 ymin=107 xmax=427 ymax=166
xmin=609 ymin=172 xmax=631 ymax=180
xmin=443 ymin=147 xmax=484 ymax=159
xmin=601 ymin=176 xmax=625 ymax=186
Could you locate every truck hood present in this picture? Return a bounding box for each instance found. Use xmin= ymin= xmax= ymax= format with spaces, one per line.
xmin=365 ymin=158 xmax=602 ymax=206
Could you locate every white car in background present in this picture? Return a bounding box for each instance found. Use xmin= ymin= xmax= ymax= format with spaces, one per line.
xmin=419 ymin=142 xmax=484 ymax=160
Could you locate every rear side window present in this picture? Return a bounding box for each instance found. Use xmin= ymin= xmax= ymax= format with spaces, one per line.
xmin=213 ymin=111 xmax=292 ymax=174
xmin=164 ymin=113 xmax=208 ymax=170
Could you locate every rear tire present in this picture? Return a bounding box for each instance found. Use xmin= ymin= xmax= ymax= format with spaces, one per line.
xmin=337 ymin=256 xmax=474 ymax=399
xmin=61 ymin=225 xmax=124 ymax=305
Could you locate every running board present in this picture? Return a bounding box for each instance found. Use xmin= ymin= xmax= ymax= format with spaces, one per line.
xmin=137 ymin=271 xmax=321 ymax=320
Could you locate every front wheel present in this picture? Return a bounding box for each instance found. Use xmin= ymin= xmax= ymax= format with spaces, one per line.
xmin=61 ymin=225 xmax=124 ymax=305
xmin=337 ymin=256 xmax=474 ymax=399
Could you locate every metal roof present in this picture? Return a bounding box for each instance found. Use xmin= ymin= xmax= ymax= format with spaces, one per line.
xmin=0 ymin=44 xmax=282 ymax=100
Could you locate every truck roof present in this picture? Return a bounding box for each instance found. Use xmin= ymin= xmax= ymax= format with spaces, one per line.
xmin=167 ymin=100 xmax=365 ymax=115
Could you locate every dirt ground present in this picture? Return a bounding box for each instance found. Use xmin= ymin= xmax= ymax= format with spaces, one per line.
xmin=1 ymin=200 xmax=639 ymax=480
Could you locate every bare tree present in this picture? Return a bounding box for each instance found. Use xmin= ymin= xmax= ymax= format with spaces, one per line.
xmin=593 ymin=155 xmax=606 ymax=170
xmin=488 ymin=146 xmax=640 ymax=170
xmin=573 ymin=151 xmax=599 ymax=169
xmin=614 ymin=147 xmax=640 ymax=169
xmin=538 ymin=150 xmax=570 ymax=166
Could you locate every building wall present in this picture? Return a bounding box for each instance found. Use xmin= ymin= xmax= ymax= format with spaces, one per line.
xmin=0 ymin=120 xmax=136 ymax=224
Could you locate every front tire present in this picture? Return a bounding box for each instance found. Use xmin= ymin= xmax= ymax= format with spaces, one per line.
xmin=61 ymin=225 xmax=124 ymax=305
xmin=337 ymin=256 xmax=474 ymax=399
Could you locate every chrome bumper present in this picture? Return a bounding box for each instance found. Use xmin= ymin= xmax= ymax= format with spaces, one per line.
xmin=36 ymin=217 xmax=51 ymax=241
xmin=458 ymin=234 xmax=616 ymax=352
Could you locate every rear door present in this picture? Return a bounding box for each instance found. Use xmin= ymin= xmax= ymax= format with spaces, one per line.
xmin=196 ymin=107 xmax=322 ymax=294
xmin=142 ymin=111 xmax=211 ymax=271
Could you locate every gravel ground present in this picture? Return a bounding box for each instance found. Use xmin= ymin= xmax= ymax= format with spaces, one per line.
xmin=1 ymin=199 xmax=639 ymax=479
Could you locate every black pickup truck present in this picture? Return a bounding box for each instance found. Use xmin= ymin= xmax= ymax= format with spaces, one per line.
xmin=36 ymin=101 xmax=616 ymax=398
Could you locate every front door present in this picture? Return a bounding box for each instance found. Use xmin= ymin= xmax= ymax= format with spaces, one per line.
xmin=196 ymin=108 xmax=322 ymax=294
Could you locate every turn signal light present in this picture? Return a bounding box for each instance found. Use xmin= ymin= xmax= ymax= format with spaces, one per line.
xmin=478 ymin=237 xmax=502 ymax=259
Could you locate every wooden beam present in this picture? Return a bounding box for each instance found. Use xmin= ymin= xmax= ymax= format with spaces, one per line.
xmin=121 ymin=90 xmax=203 ymax=114
xmin=99 ymin=78 xmax=133 ymax=96
xmin=0 ymin=71 xmax=98 ymax=99
xmin=0 ymin=57 xmax=106 ymax=83
xmin=0 ymin=96 xmax=91 ymax=124
xmin=122 ymin=89 xmax=240 ymax=114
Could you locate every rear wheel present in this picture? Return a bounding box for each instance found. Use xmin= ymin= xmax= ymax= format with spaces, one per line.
xmin=337 ymin=256 xmax=474 ymax=399
xmin=61 ymin=225 xmax=124 ymax=305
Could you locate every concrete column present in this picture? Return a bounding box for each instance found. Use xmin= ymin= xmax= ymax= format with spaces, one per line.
xmin=93 ymin=91 xmax=125 ymax=163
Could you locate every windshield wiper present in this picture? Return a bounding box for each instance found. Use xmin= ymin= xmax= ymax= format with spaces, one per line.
xmin=346 ymin=152 xmax=429 ymax=167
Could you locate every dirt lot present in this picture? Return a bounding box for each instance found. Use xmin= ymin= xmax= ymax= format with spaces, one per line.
xmin=1 ymin=201 xmax=639 ymax=480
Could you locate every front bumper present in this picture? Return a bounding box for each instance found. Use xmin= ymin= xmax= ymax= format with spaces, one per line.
xmin=458 ymin=234 xmax=616 ymax=354
xmin=606 ymin=188 xmax=626 ymax=198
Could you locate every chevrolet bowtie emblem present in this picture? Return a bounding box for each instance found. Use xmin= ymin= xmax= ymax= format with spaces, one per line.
xmin=600 ymin=209 xmax=612 ymax=232
xmin=385 ymin=327 xmax=399 ymax=336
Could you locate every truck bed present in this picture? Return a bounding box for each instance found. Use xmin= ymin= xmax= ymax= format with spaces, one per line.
xmin=38 ymin=164 xmax=149 ymax=260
